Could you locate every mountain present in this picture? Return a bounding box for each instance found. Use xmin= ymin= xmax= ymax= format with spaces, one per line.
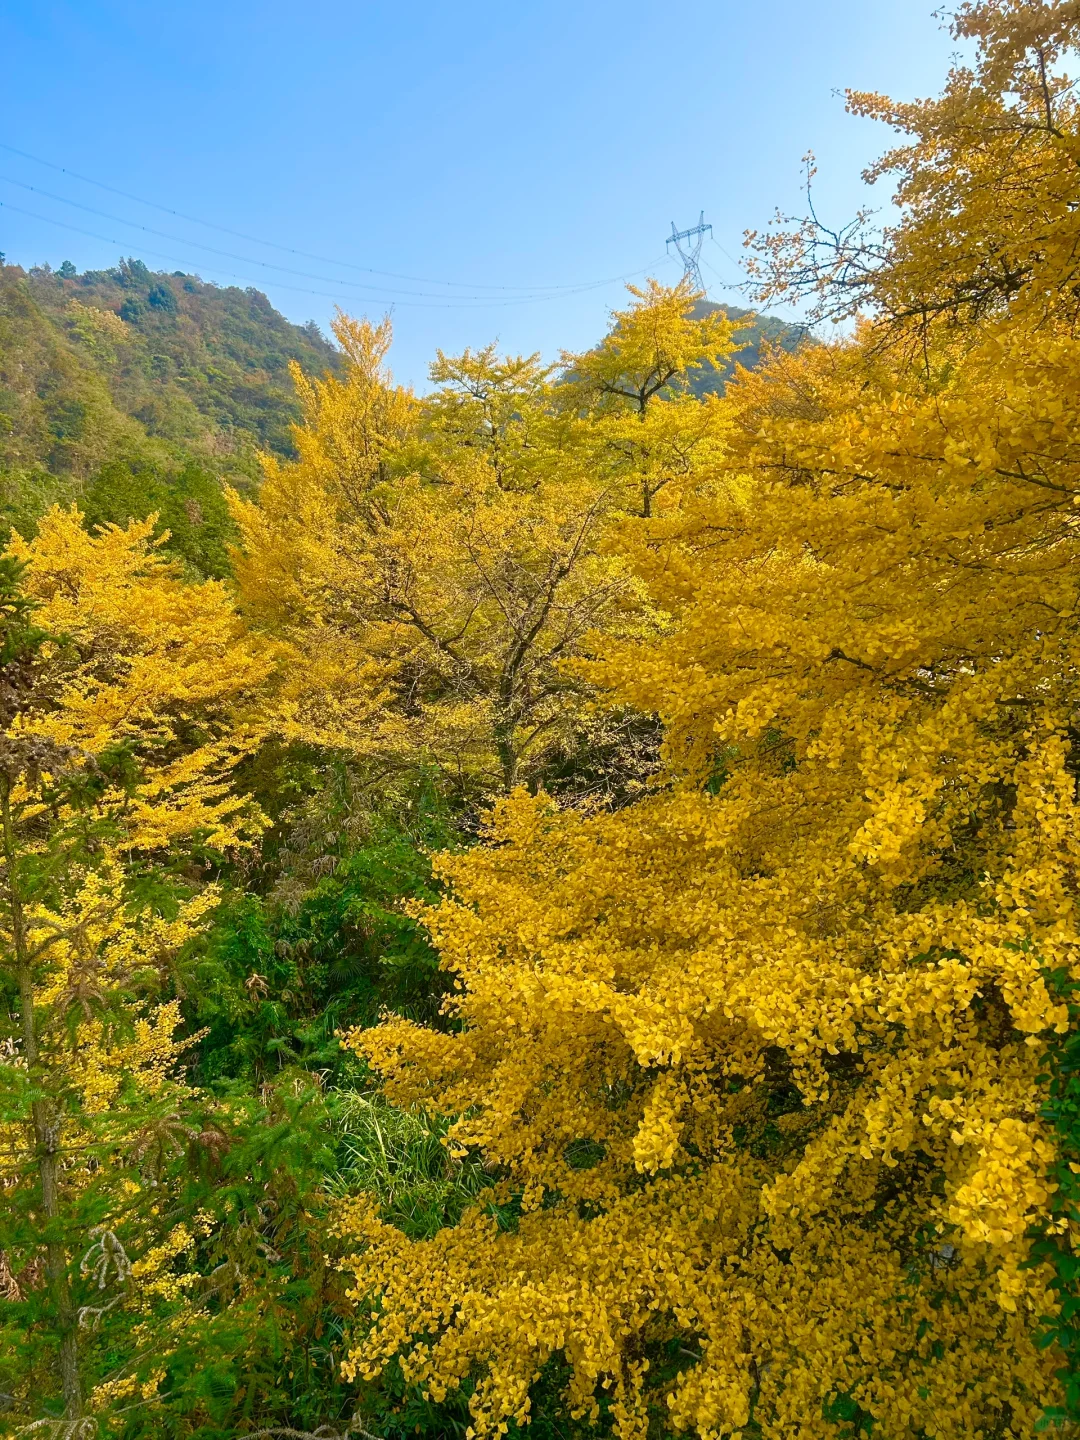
xmin=0 ymin=261 xmax=801 ymax=579
xmin=0 ymin=258 xmax=341 ymax=574
xmin=686 ymin=298 xmax=807 ymax=396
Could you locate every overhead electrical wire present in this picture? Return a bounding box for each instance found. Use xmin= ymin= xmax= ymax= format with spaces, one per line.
xmin=0 ymin=175 xmax=666 ymax=302
xmin=0 ymin=198 xmax=675 ymax=311
xmin=701 ymin=256 xmax=745 ymax=292
xmin=0 ymin=141 xmax=669 ymax=296
xmin=710 ymin=233 xmax=745 ymax=271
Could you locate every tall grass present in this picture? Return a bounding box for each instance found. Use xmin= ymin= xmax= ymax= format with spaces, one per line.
xmin=329 ymin=1092 xmax=488 ymax=1239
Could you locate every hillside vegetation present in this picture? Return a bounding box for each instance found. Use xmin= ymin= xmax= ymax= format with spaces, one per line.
xmin=687 ymin=298 xmax=804 ymax=395
xmin=4 ymin=9 xmax=1079 ymax=1435
xmin=0 ymin=258 xmax=340 ymax=572
xmin=0 ymin=259 xmax=798 ymax=583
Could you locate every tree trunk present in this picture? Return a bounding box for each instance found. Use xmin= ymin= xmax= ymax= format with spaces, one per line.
xmin=2 ymin=782 xmax=82 ymax=1418
xmin=495 ymin=722 xmax=519 ymax=793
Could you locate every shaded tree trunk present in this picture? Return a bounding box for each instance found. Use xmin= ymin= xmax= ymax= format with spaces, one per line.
xmin=2 ymin=781 xmax=82 ymax=1418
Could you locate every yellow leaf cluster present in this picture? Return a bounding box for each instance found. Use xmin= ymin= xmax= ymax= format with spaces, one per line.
xmin=230 ymin=297 xmax=730 ymax=795
xmin=7 ymin=505 xmax=273 ymax=849
xmin=335 ymin=6 xmax=1080 ymax=1436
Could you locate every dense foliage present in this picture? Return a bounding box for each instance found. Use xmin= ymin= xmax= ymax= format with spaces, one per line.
xmin=684 ymin=299 xmax=802 ymax=398
xmin=4 ymin=4 xmax=1080 ymax=1438
xmin=338 ymin=6 xmax=1080 ymax=1437
xmin=0 ymin=259 xmax=340 ymax=574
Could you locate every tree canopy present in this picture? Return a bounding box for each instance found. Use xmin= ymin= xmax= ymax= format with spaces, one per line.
xmin=5 ymin=5 xmax=1080 ymax=1437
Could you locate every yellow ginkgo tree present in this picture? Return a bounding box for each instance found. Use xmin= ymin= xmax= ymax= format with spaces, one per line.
xmin=561 ymin=279 xmax=735 ymax=518
xmin=231 ymin=290 xmax=733 ymax=802
xmin=335 ymin=5 xmax=1080 ymax=1438
xmin=0 ymin=508 xmax=272 ymax=1433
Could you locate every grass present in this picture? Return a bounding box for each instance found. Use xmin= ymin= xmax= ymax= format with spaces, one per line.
xmin=329 ymin=1091 xmax=488 ymax=1239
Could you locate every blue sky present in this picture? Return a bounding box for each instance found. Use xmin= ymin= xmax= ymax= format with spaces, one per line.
xmin=2 ymin=1 xmax=959 ymax=387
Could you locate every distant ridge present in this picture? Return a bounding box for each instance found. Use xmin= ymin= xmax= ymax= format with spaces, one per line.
xmin=15 ymin=258 xmax=341 ymax=455
xmin=686 ymin=298 xmax=807 ymax=397
xmin=0 ymin=261 xmax=805 ymax=577
xmin=0 ymin=259 xmax=342 ymax=573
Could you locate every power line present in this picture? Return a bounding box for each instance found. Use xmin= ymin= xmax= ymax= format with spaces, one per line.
xmin=0 ymin=174 xmax=655 ymax=302
xmin=700 ymin=256 xmax=743 ymax=292
xmin=0 ymin=198 xmax=675 ymax=311
xmin=0 ymin=141 xmax=664 ymax=296
xmin=710 ymin=233 xmax=743 ymax=270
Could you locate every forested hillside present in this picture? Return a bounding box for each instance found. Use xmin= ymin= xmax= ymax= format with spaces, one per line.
xmin=4 ymin=5 xmax=1080 ymax=1437
xmin=0 ymin=260 xmax=794 ymax=579
xmin=0 ymin=258 xmax=340 ymax=572
xmin=686 ymin=298 xmax=803 ymax=395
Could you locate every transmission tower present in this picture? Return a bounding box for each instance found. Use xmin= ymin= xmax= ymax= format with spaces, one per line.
xmin=666 ymin=212 xmax=712 ymax=294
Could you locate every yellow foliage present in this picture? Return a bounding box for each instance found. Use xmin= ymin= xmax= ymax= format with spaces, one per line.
xmin=66 ymin=300 xmax=129 ymax=363
xmin=564 ymin=278 xmax=735 ymax=416
xmin=336 ymin=5 xmax=1080 ymax=1436
xmin=231 ymin=300 xmax=726 ymax=795
xmin=7 ymin=505 xmax=273 ymax=850
xmin=0 ymin=503 xmax=273 ymax=1424
xmin=0 ymin=855 xmax=216 ymax=1392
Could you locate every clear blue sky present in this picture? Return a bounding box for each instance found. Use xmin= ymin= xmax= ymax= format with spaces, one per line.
xmin=2 ymin=1 xmax=959 ymax=387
